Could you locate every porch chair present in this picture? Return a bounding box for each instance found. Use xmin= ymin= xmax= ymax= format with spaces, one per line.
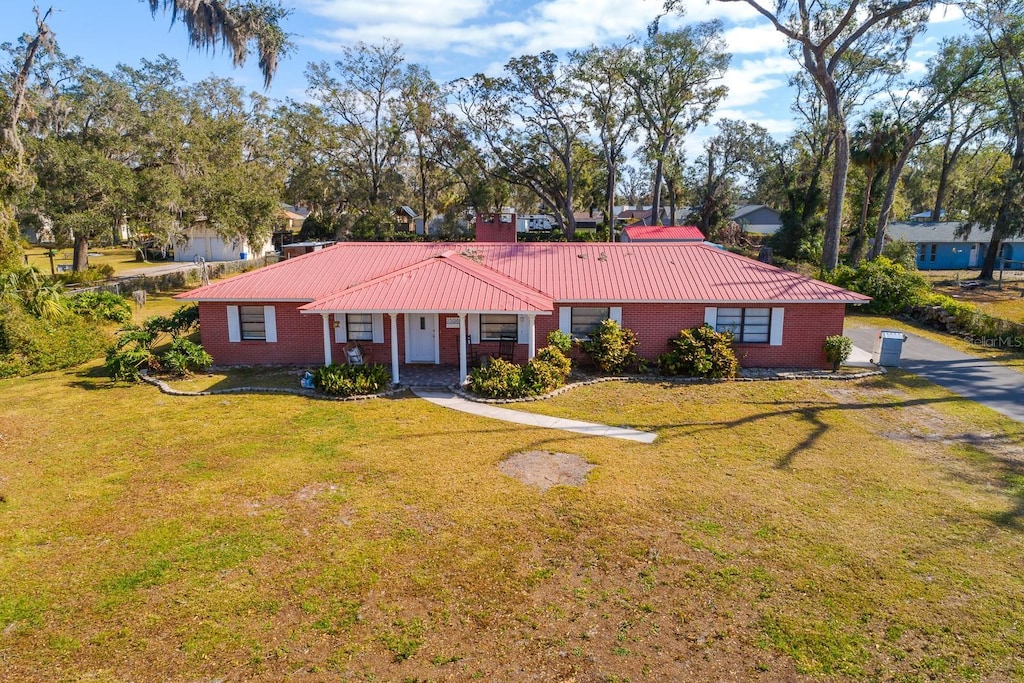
xmin=468 ymin=342 xmax=482 ymax=368
xmin=345 ymin=344 xmax=364 ymax=366
xmin=496 ymin=339 xmax=515 ymax=363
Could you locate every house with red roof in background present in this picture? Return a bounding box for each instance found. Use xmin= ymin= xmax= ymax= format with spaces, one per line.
xmin=177 ymin=209 xmax=869 ymax=385
xmin=621 ymin=225 xmax=705 ymax=243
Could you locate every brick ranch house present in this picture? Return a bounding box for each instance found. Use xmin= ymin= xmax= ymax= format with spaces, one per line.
xmin=177 ymin=240 xmax=869 ymax=385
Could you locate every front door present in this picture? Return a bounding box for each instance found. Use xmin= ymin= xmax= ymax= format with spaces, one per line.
xmin=406 ymin=313 xmax=437 ymax=363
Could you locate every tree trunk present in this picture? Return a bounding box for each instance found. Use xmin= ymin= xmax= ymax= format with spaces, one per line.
xmin=418 ymin=141 xmax=428 ymax=237
xmin=650 ymin=140 xmax=669 ymax=226
xmin=606 ymin=164 xmax=617 ymax=242
xmin=818 ymin=71 xmax=848 ymax=271
xmin=822 ymin=127 xmax=848 ymax=271
xmin=72 ymin=234 xmax=90 ymax=271
xmin=870 ymin=130 xmax=920 ymax=260
xmin=850 ymin=164 xmax=876 ymax=267
xmin=980 ymin=238 xmax=1001 ymax=280
xmin=933 ymin=141 xmax=968 ymax=224
xmin=667 ymin=176 xmax=677 ymax=227
xmin=981 ymin=127 xmax=1024 ymax=278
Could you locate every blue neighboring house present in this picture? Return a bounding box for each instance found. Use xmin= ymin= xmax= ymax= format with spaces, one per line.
xmin=885 ymin=221 xmax=1024 ymax=270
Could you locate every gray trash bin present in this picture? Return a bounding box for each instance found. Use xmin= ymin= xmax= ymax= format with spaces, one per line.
xmin=872 ymin=330 xmax=907 ymax=367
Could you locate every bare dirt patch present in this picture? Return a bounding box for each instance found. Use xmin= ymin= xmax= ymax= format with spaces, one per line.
xmin=498 ymin=450 xmax=594 ymax=491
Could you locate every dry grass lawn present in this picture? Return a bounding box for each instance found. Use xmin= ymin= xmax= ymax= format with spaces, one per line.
xmin=2 ymin=365 xmax=1023 ymax=681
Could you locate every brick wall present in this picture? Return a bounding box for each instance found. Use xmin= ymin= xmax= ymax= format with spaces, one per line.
xmin=200 ymin=302 xmax=325 ymax=366
xmin=200 ymin=302 xmax=848 ymax=369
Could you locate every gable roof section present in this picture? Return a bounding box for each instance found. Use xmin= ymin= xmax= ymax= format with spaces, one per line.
xmin=886 ymin=221 xmax=1003 ymax=243
xmin=733 ymin=204 xmax=779 ymax=220
xmin=623 ymin=225 xmax=704 ymax=241
xmin=177 ymin=242 xmax=869 ymax=305
xmin=299 ymin=251 xmax=553 ymax=314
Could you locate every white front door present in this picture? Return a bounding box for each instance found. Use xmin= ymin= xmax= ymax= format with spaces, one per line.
xmin=406 ymin=313 xmax=437 ymax=363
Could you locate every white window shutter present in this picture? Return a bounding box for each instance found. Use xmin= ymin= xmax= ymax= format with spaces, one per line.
xmin=517 ymin=314 xmax=530 ymax=344
xmin=610 ymin=307 xmax=622 ymax=325
xmin=227 ymin=305 xmax=241 ymax=342
xmin=559 ymin=307 xmax=572 ymax=334
xmin=770 ymin=307 xmax=784 ymax=346
xmin=371 ymin=313 xmax=385 ymax=343
xmin=468 ymin=314 xmax=480 ymax=343
xmin=263 ymin=305 xmax=277 ymax=343
xmin=335 ymin=314 xmax=347 ymax=343
xmin=704 ymin=307 xmax=718 ymax=328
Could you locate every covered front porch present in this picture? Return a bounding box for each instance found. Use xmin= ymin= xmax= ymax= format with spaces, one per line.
xmin=297 ymin=250 xmax=555 ymax=386
xmin=311 ymin=310 xmax=543 ymax=386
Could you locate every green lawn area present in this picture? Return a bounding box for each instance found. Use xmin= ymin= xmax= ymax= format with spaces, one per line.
xmin=2 ymin=364 xmax=1023 ymax=680
xmin=21 ymin=246 xmax=171 ymax=276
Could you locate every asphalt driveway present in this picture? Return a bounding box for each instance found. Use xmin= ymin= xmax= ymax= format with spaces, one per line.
xmin=845 ymin=324 xmax=1024 ymax=422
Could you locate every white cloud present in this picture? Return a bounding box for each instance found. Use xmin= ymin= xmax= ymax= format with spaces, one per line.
xmin=722 ymin=24 xmax=789 ymax=55
xmin=719 ymin=55 xmax=798 ymax=109
xmin=928 ymin=3 xmax=964 ymax=23
xmin=299 ymin=0 xmax=488 ymax=26
xmin=903 ymin=59 xmax=928 ymax=77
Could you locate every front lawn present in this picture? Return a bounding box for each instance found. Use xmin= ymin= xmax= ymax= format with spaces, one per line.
xmin=1 ymin=365 xmax=1022 ymax=680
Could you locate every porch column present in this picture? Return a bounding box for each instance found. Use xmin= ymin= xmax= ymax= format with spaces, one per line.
xmin=458 ymin=313 xmax=468 ymax=384
xmin=321 ymin=313 xmax=332 ymax=366
xmin=389 ymin=312 xmax=400 ymax=385
xmin=527 ymin=314 xmax=537 ymax=359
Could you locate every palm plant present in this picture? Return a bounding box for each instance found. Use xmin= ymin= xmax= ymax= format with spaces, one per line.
xmin=849 ymin=111 xmax=904 ymax=266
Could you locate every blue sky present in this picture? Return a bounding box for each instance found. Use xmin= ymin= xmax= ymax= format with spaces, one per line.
xmin=1 ymin=0 xmax=970 ymax=146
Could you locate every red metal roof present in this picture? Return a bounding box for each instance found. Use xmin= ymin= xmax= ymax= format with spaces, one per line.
xmin=299 ymin=251 xmax=553 ymax=313
xmin=623 ymin=225 xmax=704 ymax=241
xmin=177 ymin=242 xmax=870 ymax=306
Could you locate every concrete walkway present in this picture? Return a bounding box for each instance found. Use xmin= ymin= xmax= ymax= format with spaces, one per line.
xmin=412 ymin=389 xmax=658 ymax=443
xmin=846 ymin=324 xmax=1024 ymax=422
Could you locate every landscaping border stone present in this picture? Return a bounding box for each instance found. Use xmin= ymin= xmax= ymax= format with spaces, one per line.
xmin=451 ymin=367 xmax=886 ymax=404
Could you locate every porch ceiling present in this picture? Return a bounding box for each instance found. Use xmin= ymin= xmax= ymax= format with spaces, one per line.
xmin=299 ymin=251 xmax=554 ymax=314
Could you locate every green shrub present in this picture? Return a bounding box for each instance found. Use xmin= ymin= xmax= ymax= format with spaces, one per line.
xmin=104 ymin=305 xmax=210 ymax=381
xmin=468 ymin=358 xmax=526 ymax=399
xmin=159 ymin=338 xmax=213 ymax=376
xmin=144 ymin=303 xmax=200 ymax=338
xmin=314 ymin=363 xmax=390 ymax=396
xmin=658 ymin=325 xmax=739 ymax=378
xmin=523 ymin=347 xmax=572 ymax=394
xmin=882 ymin=239 xmax=918 ymax=270
xmin=104 ymin=343 xmax=153 ymax=382
xmin=546 ymin=329 xmax=573 ymax=355
xmin=56 ymin=264 xmax=115 ymax=285
xmin=828 ymin=257 xmax=930 ymax=314
xmin=581 ymin=318 xmax=638 ymax=373
xmin=67 ymin=291 xmax=132 ymax=324
xmin=823 ymin=335 xmax=853 ymax=371
xmin=0 ymin=299 xmax=108 ymax=378
xmin=469 ymin=347 xmax=573 ymax=398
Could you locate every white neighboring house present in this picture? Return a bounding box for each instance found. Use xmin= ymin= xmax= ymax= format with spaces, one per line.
xmin=173 ymin=222 xmax=275 ymax=262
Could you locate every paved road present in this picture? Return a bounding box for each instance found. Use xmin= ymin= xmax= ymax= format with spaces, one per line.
xmin=845 ymin=324 xmax=1024 ymax=422
xmin=117 ymin=261 xmax=202 ymax=279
